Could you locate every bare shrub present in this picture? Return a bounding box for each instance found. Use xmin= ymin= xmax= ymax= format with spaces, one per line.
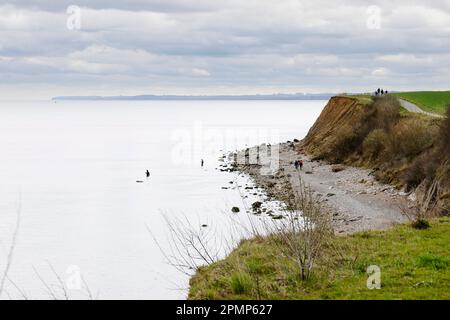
xmin=324 ymin=124 xmax=358 ymax=163
xmin=401 ymin=106 xmax=450 ymax=216
xmin=362 ymin=128 xmax=389 ymax=160
xmin=0 ymin=196 xmax=21 ymax=298
xmin=403 ymin=153 xmax=428 ymax=188
xmin=389 ymin=118 xmax=435 ymax=159
xmin=400 ymin=189 xmax=435 ymax=230
xmin=267 ymin=174 xmax=333 ymax=281
xmin=148 ymin=215 xmax=223 ymax=276
xmin=435 ymin=105 xmax=450 ymax=163
xmin=371 ymin=95 xmax=401 ymax=131
xmin=30 ymin=263 xmax=96 ymax=300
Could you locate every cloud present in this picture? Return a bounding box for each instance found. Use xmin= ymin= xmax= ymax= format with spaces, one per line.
xmin=371 ymin=68 xmax=389 ymax=77
xmin=190 ymin=68 xmax=210 ymax=76
xmin=0 ymin=1 xmax=449 ymax=98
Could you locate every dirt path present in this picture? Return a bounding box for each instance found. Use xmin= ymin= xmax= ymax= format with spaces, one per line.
xmin=235 ymin=143 xmax=411 ymax=234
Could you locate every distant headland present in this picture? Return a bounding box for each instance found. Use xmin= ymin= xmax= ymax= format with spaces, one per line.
xmin=52 ymin=93 xmax=336 ymax=101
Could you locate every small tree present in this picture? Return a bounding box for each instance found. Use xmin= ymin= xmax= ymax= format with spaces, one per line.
xmin=268 ymin=174 xmax=333 ymax=280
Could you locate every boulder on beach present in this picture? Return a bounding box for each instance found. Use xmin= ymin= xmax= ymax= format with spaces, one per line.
xmin=251 ymin=201 xmax=263 ymax=211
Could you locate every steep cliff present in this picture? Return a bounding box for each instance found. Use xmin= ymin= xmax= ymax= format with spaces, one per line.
xmin=301 ymin=96 xmax=367 ymax=157
xmin=299 ymin=95 xmax=449 ymax=216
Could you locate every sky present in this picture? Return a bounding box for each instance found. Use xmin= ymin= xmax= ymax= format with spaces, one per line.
xmin=1 ymin=0 xmax=450 ymax=99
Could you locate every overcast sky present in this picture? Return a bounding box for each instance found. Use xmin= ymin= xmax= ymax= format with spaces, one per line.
xmin=1 ymin=0 xmax=450 ymax=99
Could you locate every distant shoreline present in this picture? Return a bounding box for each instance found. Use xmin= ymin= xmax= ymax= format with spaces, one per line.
xmin=52 ymin=93 xmax=336 ymax=101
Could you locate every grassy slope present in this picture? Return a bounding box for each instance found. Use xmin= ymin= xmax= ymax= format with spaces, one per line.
xmin=189 ymin=218 xmax=450 ymax=300
xmin=394 ymin=91 xmax=450 ymax=114
xmin=340 ymin=94 xmax=374 ymax=106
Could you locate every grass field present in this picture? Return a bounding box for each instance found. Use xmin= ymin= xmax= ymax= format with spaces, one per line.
xmin=189 ymin=218 xmax=450 ymax=300
xmin=394 ymin=91 xmax=450 ymax=114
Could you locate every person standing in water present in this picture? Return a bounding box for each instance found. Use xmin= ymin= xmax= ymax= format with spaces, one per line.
xmin=145 ymin=170 xmax=150 ymax=178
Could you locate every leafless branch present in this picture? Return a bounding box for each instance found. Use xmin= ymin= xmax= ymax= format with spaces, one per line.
xmin=0 ymin=194 xmax=22 ymax=297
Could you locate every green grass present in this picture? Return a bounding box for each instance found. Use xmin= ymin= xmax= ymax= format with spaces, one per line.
xmin=339 ymin=94 xmax=374 ymax=106
xmin=189 ymin=218 xmax=450 ymax=300
xmin=394 ymin=91 xmax=450 ymax=114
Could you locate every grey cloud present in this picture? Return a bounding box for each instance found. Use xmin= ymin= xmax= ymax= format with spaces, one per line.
xmin=0 ymin=1 xmax=449 ymax=98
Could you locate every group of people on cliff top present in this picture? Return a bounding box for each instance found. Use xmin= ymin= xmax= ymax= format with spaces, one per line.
xmin=374 ymin=88 xmax=388 ymax=96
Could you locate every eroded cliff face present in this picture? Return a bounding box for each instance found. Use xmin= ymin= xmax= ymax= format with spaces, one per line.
xmin=299 ymin=95 xmax=449 ymax=216
xmin=300 ymin=96 xmax=366 ymax=158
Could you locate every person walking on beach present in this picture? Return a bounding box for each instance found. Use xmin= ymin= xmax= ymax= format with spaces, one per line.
xmin=201 ymin=159 xmax=204 ymax=167
xmin=294 ymin=160 xmax=299 ymax=170
xmin=299 ymin=159 xmax=303 ymax=171
xmin=146 ymin=170 xmax=150 ymax=178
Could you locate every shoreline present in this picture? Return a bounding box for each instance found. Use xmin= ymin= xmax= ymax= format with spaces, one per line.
xmin=233 ymin=141 xmax=410 ymax=234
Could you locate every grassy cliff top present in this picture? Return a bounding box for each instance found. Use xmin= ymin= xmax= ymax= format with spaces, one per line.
xmin=394 ymin=91 xmax=450 ymax=114
xmin=336 ymin=94 xmax=374 ymax=106
xmin=189 ymin=218 xmax=450 ymax=300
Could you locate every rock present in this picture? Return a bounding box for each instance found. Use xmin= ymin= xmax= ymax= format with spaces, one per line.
xmin=328 ymin=186 xmax=333 ymax=190
xmin=305 ymin=171 xmax=313 ymax=174
xmin=136 ymin=180 xmax=144 ymax=183
xmin=272 ymin=215 xmax=284 ymax=220
xmin=231 ymin=207 xmax=240 ymax=213
xmin=201 ymin=224 xmax=208 ymax=228
xmin=221 ymin=187 xmax=229 ymax=189
xmin=251 ymin=201 xmax=263 ymax=211
xmin=331 ymin=164 xmax=345 ymax=172
xmin=327 ymin=193 xmax=335 ymax=197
